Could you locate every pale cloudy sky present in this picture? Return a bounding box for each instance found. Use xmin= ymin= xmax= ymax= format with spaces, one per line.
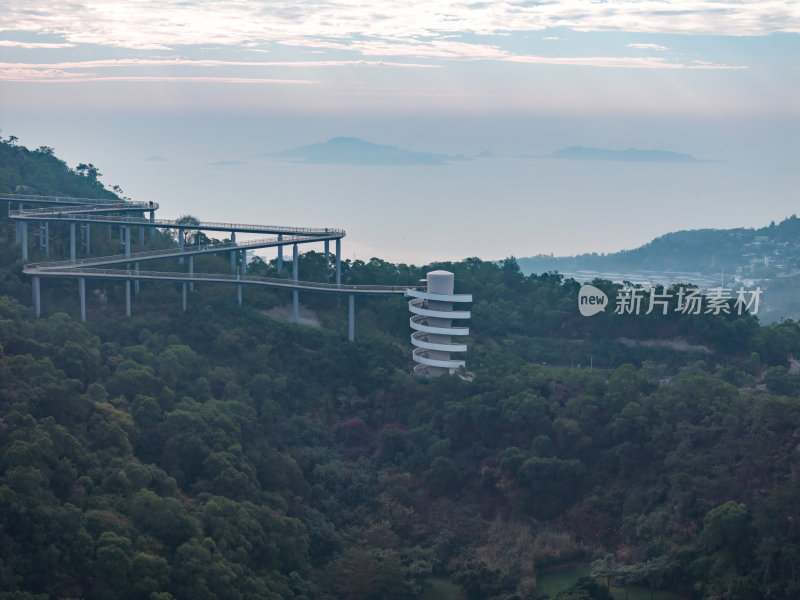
xmin=2 ymin=0 xmax=799 ymax=114
xmin=1 ymin=1 xmax=799 ymax=263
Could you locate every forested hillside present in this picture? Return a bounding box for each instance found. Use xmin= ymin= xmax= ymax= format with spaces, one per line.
xmin=518 ymin=219 xmax=800 ymax=276
xmin=1 ymin=136 xmax=800 ymax=600
xmin=517 ymin=218 xmax=800 ymax=323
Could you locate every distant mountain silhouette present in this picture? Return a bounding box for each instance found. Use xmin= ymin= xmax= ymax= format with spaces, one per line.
xmin=550 ymin=146 xmax=698 ymax=162
xmin=273 ymin=137 xmax=469 ymax=166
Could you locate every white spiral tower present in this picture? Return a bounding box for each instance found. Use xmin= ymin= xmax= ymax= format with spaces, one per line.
xmin=406 ymin=270 xmax=472 ymax=376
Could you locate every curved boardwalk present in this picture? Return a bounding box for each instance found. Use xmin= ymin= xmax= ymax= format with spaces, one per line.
xmin=4 ymin=193 xmax=412 ymax=339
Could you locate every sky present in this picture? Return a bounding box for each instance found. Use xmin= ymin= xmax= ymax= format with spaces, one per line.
xmin=1 ymin=1 xmax=799 ymax=264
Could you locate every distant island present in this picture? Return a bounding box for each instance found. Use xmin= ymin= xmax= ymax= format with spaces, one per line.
xmin=549 ymin=146 xmax=698 ymax=162
xmin=272 ymin=136 xmax=469 ymax=166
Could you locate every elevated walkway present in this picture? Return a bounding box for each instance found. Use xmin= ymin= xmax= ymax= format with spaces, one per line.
xmin=6 ymin=193 xmax=412 ymax=341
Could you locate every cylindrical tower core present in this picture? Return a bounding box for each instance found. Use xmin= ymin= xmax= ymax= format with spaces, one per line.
xmin=406 ymin=269 xmax=471 ymax=377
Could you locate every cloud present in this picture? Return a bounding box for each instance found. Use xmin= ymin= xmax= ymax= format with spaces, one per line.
xmin=0 ymin=58 xmax=440 ymax=70
xmin=0 ymin=46 xmax=746 ymax=83
xmin=626 ymin=42 xmax=669 ymax=51
xmin=0 ymin=69 xmax=321 ymax=83
xmin=0 ymin=56 xmax=440 ymax=82
xmin=0 ymin=67 xmax=88 ymax=80
xmin=0 ymin=40 xmax=76 ymax=48
xmin=0 ymin=0 xmax=797 ymax=55
xmin=505 ymin=54 xmax=744 ymax=69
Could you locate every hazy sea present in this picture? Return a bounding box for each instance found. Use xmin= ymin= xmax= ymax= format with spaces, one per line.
xmin=3 ymin=112 xmax=797 ymax=265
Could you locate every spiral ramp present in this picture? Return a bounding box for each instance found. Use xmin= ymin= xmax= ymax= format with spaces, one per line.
xmin=405 ymin=270 xmax=471 ymax=377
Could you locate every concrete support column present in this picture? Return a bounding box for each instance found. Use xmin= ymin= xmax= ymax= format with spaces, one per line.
xmin=79 ymin=277 xmax=86 ymax=322
xmin=292 ymin=243 xmax=299 ymax=322
xmin=83 ymin=223 xmax=91 ymax=254
xmin=277 ymin=234 xmax=283 ymax=273
xmin=230 ymin=232 xmax=237 ymax=274
xmin=134 ymin=263 xmax=140 ymax=295
xmin=70 ymin=223 xmax=76 ymax=261
xmin=189 ymin=256 xmax=194 ymax=291
xmin=348 ymin=294 xmax=355 ymax=341
xmin=178 ymin=228 xmax=184 ymax=265
xmin=14 ymin=203 xmax=21 ymax=244
xmin=125 ymin=226 xmax=131 ymax=258
xmin=21 ymin=221 xmax=28 ymax=261
xmin=32 ymin=276 xmax=40 ymax=317
xmin=182 ymin=282 xmax=187 ymax=311
xmin=120 ymin=224 xmax=124 ymax=244
xmin=149 ymin=210 xmax=155 ymax=240
xmin=125 ymin=280 xmax=131 ymax=317
xmin=324 ymin=240 xmax=330 ymax=280
xmin=240 ymin=250 xmax=246 ymax=276
xmin=238 ymin=285 xmax=243 ymax=306
xmin=335 ymin=239 xmax=341 ymax=285
xmin=44 ymin=222 xmax=49 ymax=257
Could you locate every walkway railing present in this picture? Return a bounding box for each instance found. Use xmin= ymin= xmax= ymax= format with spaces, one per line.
xmin=24 ymin=233 xmax=342 ymax=270
xmin=9 ymin=208 xmax=344 ymax=237
xmin=25 ymin=265 xmax=412 ymax=295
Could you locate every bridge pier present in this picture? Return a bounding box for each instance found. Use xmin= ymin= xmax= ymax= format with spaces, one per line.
xmin=32 ymin=276 xmax=40 ymax=317
xmin=82 ymin=223 xmax=91 ymax=254
xmin=335 ymin=239 xmax=341 ymax=285
xmin=230 ymin=232 xmax=237 ymax=274
xmin=335 ymin=238 xmax=341 ymax=306
xmin=189 ymin=256 xmax=194 ymax=291
xmin=134 ymin=263 xmax=140 ymax=295
xmin=21 ymin=221 xmax=28 ymax=261
xmin=149 ymin=210 xmax=155 ymax=239
xmin=292 ymin=243 xmax=299 ymax=323
xmin=349 ymin=294 xmax=355 ymax=341
xmin=70 ymin=223 xmax=76 ymax=262
xmin=125 ymin=226 xmax=131 ymax=258
xmin=324 ymin=240 xmax=330 ymax=280
xmin=182 ymin=282 xmax=187 ymax=311
xmin=79 ymin=277 xmax=86 ymax=322
xmin=41 ymin=222 xmax=49 ymax=256
xmin=178 ymin=228 xmax=184 ymax=265
xmin=15 ymin=203 xmax=22 ymax=244
xmin=238 ymin=251 xmax=246 ymax=305
xmin=125 ymin=280 xmax=131 ymax=317
xmin=277 ymin=234 xmax=283 ymax=273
